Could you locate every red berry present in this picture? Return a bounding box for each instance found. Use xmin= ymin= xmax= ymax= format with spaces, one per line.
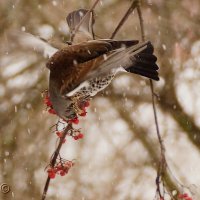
xmin=78 ymin=133 xmax=84 ymax=139
xmin=79 ymin=111 xmax=87 ymax=117
xmin=47 ymin=169 xmax=56 ymax=179
xmin=47 ymin=168 xmax=53 ymax=173
xmin=48 ymin=108 xmax=56 ymax=114
xmin=54 ymin=168 xmax=59 ymax=173
xmin=49 ymin=172 xmax=56 ymax=179
xmin=73 ymin=135 xmax=79 ymax=140
xmin=178 ymin=194 xmax=182 ymax=198
xmin=178 ymin=193 xmax=191 ymax=199
xmin=60 ymin=170 xmax=66 ymax=176
xmin=68 ymin=117 xmax=79 ymax=124
xmin=44 ymin=96 xmax=52 ymax=107
xmin=56 ymin=164 xmax=62 ymax=170
xmin=73 ymin=133 xmax=84 ymax=140
xmin=73 ymin=118 xmax=79 ymax=124
xmin=183 ymin=194 xmax=188 ymax=198
xmin=84 ymin=101 xmax=90 ymax=107
xmin=56 ymin=131 xmax=62 ymax=137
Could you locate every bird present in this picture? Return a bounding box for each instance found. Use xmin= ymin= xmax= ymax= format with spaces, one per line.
xmin=45 ymin=9 xmax=159 ymax=121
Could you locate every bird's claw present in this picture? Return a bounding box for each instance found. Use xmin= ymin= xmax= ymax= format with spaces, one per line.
xmin=70 ymin=96 xmax=85 ymax=116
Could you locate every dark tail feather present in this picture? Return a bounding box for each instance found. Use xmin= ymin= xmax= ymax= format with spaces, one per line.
xmin=126 ymin=42 xmax=159 ymax=81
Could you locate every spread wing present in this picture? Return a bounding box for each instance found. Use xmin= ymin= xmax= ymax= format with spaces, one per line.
xmin=47 ymin=39 xmax=139 ymax=94
xmin=59 ymin=41 xmax=157 ymax=95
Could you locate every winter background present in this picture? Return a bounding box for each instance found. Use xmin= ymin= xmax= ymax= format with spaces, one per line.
xmin=0 ymin=0 xmax=200 ymax=199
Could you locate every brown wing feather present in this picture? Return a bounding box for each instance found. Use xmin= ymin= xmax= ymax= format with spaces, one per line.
xmin=48 ymin=40 xmax=113 ymax=94
xmin=48 ymin=39 xmax=140 ymax=95
xmin=46 ymin=40 xmax=112 ymax=70
xmin=60 ymin=56 xmax=104 ymax=95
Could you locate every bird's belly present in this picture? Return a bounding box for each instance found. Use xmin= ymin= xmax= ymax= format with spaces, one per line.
xmin=66 ymin=73 xmax=115 ymax=98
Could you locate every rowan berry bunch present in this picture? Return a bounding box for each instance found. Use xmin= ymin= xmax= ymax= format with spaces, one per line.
xmin=47 ymin=160 xmax=75 ymax=179
xmin=44 ymin=91 xmax=88 ymax=142
xmin=43 ymin=90 xmax=89 ymax=180
xmin=158 ymin=192 xmax=193 ymax=200
xmin=43 ymin=90 xmax=57 ymax=115
xmin=43 ymin=90 xmax=90 ymax=122
xmin=67 ymin=100 xmax=90 ymax=124
xmin=55 ymin=129 xmax=84 ymax=141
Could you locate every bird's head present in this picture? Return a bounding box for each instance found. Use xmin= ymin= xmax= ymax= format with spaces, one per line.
xmin=66 ymin=9 xmax=95 ymax=44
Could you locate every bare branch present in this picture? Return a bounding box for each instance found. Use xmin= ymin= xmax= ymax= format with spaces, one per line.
xmin=41 ymin=123 xmax=72 ymax=200
xmin=110 ymin=0 xmax=139 ymax=39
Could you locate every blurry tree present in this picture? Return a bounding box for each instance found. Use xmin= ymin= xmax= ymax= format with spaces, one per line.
xmin=0 ymin=0 xmax=200 ymax=200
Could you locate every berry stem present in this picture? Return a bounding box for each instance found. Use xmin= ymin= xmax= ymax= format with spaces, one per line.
xmin=41 ymin=123 xmax=72 ymax=200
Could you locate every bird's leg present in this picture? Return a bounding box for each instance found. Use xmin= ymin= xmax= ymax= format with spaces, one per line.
xmin=69 ymin=96 xmax=83 ymax=115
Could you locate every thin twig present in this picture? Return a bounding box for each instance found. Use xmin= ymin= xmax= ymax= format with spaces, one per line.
xmin=110 ymin=0 xmax=139 ymax=39
xmin=111 ymin=0 xmax=164 ymax=156
xmin=71 ymin=0 xmax=101 ymax=41
xmin=111 ymin=0 xmax=165 ymax=155
xmin=137 ymin=1 xmax=166 ymax=156
xmin=136 ymin=3 xmax=145 ymax=41
xmin=136 ymin=2 xmax=164 ymax=151
xmin=112 ymin=0 xmax=168 ymax=198
xmin=137 ymin=1 xmax=167 ymax=198
xmin=150 ymin=81 xmax=165 ymax=153
xmin=41 ymin=123 xmax=72 ymax=200
xmin=137 ymin=2 xmax=164 ymax=151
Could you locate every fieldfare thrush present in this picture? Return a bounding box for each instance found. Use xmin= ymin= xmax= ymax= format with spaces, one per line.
xmin=46 ymin=9 xmax=159 ymax=121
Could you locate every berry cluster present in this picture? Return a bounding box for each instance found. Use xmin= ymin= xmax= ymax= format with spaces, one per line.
xmin=44 ymin=93 xmax=56 ymax=115
xmin=47 ymin=160 xmax=75 ymax=179
xmin=67 ymin=117 xmax=79 ymax=124
xmin=44 ymin=90 xmax=89 ymax=180
xmin=67 ymin=101 xmax=90 ymax=124
xmin=55 ymin=130 xmax=84 ymax=141
xmin=44 ymin=91 xmax=90 ymax=123
xmin=79 ymin=101 xmax=90 ymax=116
xmin=73 ymin=132 xmax=84 ymax=140
xmin=178 ymin=193 xmax=192 ymax=200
